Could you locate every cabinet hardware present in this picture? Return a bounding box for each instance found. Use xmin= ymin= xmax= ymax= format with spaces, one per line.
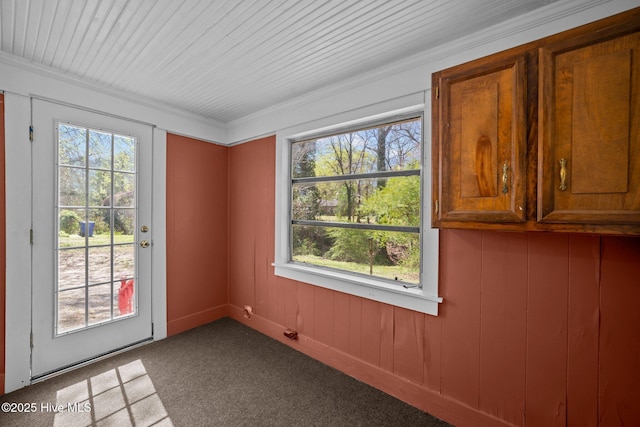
xmin=502 ymin=163 xmax=509 ymax=194
xmin=558 ymin=158 xmax=568 ymax=191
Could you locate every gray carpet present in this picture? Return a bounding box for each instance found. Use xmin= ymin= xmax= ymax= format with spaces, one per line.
xmin=0 ymin=318 xmax=452 ymax=426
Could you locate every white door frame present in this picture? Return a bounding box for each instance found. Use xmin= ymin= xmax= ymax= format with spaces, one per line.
xmin=4 ymin=93 xmax=167 ymax=393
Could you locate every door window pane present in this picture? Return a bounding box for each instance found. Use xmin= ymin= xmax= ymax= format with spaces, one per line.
xmin=58 ymin=248 xmax=86 ymax=289
xmin=58 ymin=124 xmax=86 ymax=167
xmin=114 ymin=135 xmax=135 ymax=172
xmin=56 ymin=123 xmax=138 ymax=335
xmin=58 ymin=288 xmax=87 ymax=334
xmin=88 ymin=130 xmax=112 ymax=169
xmin=88 ymin=284 xmax=113 ymax=325
xmin=113 ymin=173 xmax=135 ymax=207
xmin=59 ymin=167 xmax=86 ymax=207
xmin=114 ymin=244 xmax=135 ymax=280
xmin=88 ymin=246 xmax=112 ymax=285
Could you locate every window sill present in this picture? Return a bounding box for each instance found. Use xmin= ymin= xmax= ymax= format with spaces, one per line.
xmin=273 ymin=262 xmax=442 ymax=315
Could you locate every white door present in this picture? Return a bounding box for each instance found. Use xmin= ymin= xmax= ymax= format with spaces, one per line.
xmin=31 ymin=99 xmax=153 ymax=378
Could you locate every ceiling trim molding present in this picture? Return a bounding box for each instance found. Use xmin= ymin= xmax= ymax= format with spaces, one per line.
xmin=0 ymin=50 xmax=227 ymax=136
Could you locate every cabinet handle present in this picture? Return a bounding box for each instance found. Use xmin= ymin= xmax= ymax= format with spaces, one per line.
xmin=502 ymin=163 xmax=509 ymax=194
xmin=559 ymin=158 xmax=568 ymax=191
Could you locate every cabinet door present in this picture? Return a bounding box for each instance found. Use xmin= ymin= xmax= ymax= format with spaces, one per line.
xmin=433 ymin=55 xmax=526 ymax=226
xmin=538 ymin=31 xmax=640 ymax=224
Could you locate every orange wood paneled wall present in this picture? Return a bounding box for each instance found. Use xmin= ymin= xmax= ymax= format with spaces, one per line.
xmin=0 ymin=94 xmax=5 ymax=395
xmin=227 ymin=135 xmax=640 ymax=427
xmin=227 ymin=136 xmax=276 ymax=315
xmin=166 ymin=133 xmax=229 ymax=336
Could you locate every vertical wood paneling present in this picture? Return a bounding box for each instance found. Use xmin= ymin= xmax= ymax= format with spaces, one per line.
xmin=379 ymin=304 xmax=395 ymax=372
xmin=313 ymin=287 xmax=334 ymax=346
xmin=440 ymin=230 xmax=482 ymax=408
xmin=526 ymin=233 xmax=569 ymax=427
xmin=229 ymin=136 xmax=278 ymax=322
xmin=227 ymin=233 xmax=254 ymax=307
xmin=228 ymin=142 xmax=256 ymax=308
xmin=166 ymin=134 xmax=228 ymax=335
xmin=360 ymin=299 xmax=382 ymax=366
xmin=479 ymin=232 xmax=527 ymax=425
xmin=332 ymin=291 xmax=351 ymax=354
xmin=252 ymin=139 xmax=275 ymax=317
xmin=393 ymin=307 xmax=424 ymax=384
xmin=297 ymin=282 xmax=315 ymax=338
xmin=264 ymin=153 xmax=279 ymax=324
xmin=567 ymin=235 xmax=600 ymax=427
xmin=267 ymin=262 xmax=283 ymax=326
xmin=348 ymin=296 xmax=363 ymax=359
xmin=223 ymin=136 xmax=640 ymax=427
xmin=423 ymin=312 xmax=442 ymax=392
xmin=280 ymin=277 xmax=298 ymax=330
xmin=599 ymin=237 xmax=640 ymax=426
xmin=228 ymin=136 xmax=275 ymax=316
xmin=254 ymin=234 xmax=269 ymax=316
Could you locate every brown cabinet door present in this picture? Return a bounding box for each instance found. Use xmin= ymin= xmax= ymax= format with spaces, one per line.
xmin=538 ymin=31 xmax=640 ymax=224
xmin=433 ymin=55 xmax=526 ymax=225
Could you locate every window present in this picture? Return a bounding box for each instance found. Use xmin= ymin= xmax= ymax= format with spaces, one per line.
xmin=275 ymin=105 xmax=441 ymax=315
xmin=291 ymin=117 xmax=422 ymax=285
xmin=56 ymin=123 xmax=137 ymax=334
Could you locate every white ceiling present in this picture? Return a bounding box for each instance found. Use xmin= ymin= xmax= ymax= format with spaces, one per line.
xmin=0 ymin=0 xmax=561 ymax=124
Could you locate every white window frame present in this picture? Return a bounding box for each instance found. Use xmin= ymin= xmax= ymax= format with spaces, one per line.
xmin=274 ymin=103 xmax=442 ymax=316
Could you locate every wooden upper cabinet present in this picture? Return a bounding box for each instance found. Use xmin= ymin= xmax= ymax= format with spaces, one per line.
xmin=538 ymin=30 xmax=640 ymax=225
xmin=432 ymin=55 xmax=527 ymax=226
xmin=431 ymin=7 xmax=640 ymax=234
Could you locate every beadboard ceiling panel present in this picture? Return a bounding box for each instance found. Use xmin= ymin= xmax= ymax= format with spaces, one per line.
xmin=0 ymin=0 xmax=562 ymax=123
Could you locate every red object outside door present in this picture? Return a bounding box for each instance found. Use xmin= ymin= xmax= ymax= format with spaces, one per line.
xmin=118 ymin=279 xmax=134 ymax=315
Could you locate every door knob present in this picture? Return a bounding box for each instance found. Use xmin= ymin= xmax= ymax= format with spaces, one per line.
xmin=140 ymin=240 xmax=150 ymax=248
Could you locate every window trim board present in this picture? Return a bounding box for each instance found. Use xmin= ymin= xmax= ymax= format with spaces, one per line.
xmin=273 ymin=262 xmax=442 ymax=315
xmin=274 ymin=100 xmax=441 ymax=316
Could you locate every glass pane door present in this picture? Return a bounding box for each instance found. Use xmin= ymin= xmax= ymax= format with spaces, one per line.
xmin=32 ymin=99 xmax=152 ymax=379
xmin=56 ymin=123 xmax=137 ymax=334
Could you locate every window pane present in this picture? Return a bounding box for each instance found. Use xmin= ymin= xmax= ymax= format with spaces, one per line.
xmin=89 ymin=170 xmax=111 ymax=207
xmin=290 ymin=116 xmax=422 ymax=286
xmin=292 ymin=175 xmax=420 ymax=226
xmin=88 ymin=283 xmax=113 ymax=325
xmin=58 ymin=288 xmax=86 ymax=333
xmin=58 ymin=248 xmax=86 ymax=289
xmin=115 ymin=279 xmax=135 ymax=318
xmin=114 ymin=135 xmax=135 ymax=172
xmin=114 ymin=208 xmax=135 ymax=238
xmin=114 ymin=244 xmax=135 ymax=280
xmin=292 ymin=118 xmax=421 ymax=178
xmin=59 ymin=208 xmax=86 ymax=242
xmin=56 ymin=122 xmax=138 ymax=335
xmin=88 ymin=246 xmax=112 ymax=285
xmin=58 ymin=124 xmax=86 ymax=167
xmin=88 ymin=130 xmax=112 ymax=169
xmin=59 ymin=166 xmax=86 ymax=207
xmin=292 ymin=225 xmax=419 ymax=284
xmin=114 ymin=172 xmax=135 ymax=207
xmin=89 ymin=208 xmax=112 ymax=243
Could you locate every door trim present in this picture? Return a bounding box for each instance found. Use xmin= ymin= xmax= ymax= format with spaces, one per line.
xmin=4 ymin=94 xmax=167 ymax=393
